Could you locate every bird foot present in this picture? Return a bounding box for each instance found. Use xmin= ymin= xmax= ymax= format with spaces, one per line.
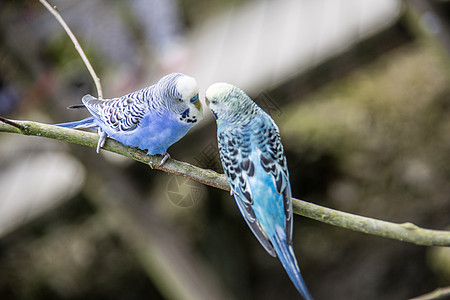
xmin=96 ymin=128 xmax=107 ymax=153
xmin=159 ymin=152 xmax=171 ymax=166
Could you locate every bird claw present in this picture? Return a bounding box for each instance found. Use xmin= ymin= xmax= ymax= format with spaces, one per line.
xmin=96 ymin=128 xmax=107 ymax=153
xmin=159 ymin=152 xmax=171 ymax=166
xmin=230 ymin=190 xmax=234 ymax=196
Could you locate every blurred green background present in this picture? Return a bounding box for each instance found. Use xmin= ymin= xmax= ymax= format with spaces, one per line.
xmin=1 ymin=1 xmax=450 ymax=299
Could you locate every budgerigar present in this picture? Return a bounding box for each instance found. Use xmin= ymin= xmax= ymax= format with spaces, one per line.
xmin=56 ymin=73 xmax=202 ymax=164
xmin=206 ymin=83 xmax=313 ymax=300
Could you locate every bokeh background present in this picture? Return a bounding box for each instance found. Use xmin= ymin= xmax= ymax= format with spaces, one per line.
xmin=1 ymin=0 xmax=450 ymax=299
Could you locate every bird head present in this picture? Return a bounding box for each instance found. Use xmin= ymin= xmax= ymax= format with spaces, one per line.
xmin=158 ymin=73 xmax=203 ymax=124
xmin=205 ymin=82 xmax=257 ymax=125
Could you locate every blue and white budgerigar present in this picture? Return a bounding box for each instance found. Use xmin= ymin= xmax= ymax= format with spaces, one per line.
xmin=206 ymin=83 xmax=313 ymax=300
xmin=56 ymin=73 xmax=202 ymax=164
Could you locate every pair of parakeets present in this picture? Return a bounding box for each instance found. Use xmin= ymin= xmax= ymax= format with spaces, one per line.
xmin=57 ymin=73 xmax=314 ymax=300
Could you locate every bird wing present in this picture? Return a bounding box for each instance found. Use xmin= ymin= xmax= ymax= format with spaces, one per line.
xmin=82 ymin=93 xmax=148 ymax=132
xmin=218 ymin=114 xmax=293 ymax=256
xmin=260 ymin=117 xmax=293 ymax=246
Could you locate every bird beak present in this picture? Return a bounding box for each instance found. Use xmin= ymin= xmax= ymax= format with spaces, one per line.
xmin=190 ymin=94 xmax=202 ymax=110
xmin=194 ymin=100 xmax=202 ymax=110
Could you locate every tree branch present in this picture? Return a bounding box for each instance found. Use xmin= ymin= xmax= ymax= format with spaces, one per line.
xmin=39 ymin=0 xmax=103 ymax=99
xmin=1 ymin=118 xmax=450 ymax=247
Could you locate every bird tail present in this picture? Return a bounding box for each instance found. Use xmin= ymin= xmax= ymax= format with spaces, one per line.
xmin=67 ymin=104 xmax=86 ymax=109
xmin=54 ymin=116 xmax=97 ymax=129
xmin=272 ymin=229 xmax=314 ymax=300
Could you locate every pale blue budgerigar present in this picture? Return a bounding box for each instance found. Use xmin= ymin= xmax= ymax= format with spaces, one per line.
xmin=206 ymin=83 xmax=314 ymax=300
xmin=56 ymin=73 xmax=202 ymax=164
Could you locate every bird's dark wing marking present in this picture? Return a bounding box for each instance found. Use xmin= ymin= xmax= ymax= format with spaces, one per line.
xmin=82 ymin=93 xmax=148 ymax=132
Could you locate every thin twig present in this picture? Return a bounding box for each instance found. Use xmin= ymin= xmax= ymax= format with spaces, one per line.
xmin=1 ymin=118 xmax=450 ymax=247
xmin=38 ymin=0 xmax=103 ymax=99
xmin=409 ymin=286 xmax=450 ymax=300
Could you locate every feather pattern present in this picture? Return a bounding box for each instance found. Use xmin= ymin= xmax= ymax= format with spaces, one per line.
xmin=82 ymin=91 xmax=149 ymax=132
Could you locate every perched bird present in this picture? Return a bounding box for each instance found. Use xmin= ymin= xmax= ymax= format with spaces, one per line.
xmin=56 ymin=73 xmax=202 ymax=164
xmin=206 ymin=83 xmax=313 ymax=300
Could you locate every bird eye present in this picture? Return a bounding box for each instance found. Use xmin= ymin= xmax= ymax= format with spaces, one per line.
xmin=205 ymin=97 xmax=216 ymax=105
xmin=177 ymin=98 xmax=183 ymax=102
